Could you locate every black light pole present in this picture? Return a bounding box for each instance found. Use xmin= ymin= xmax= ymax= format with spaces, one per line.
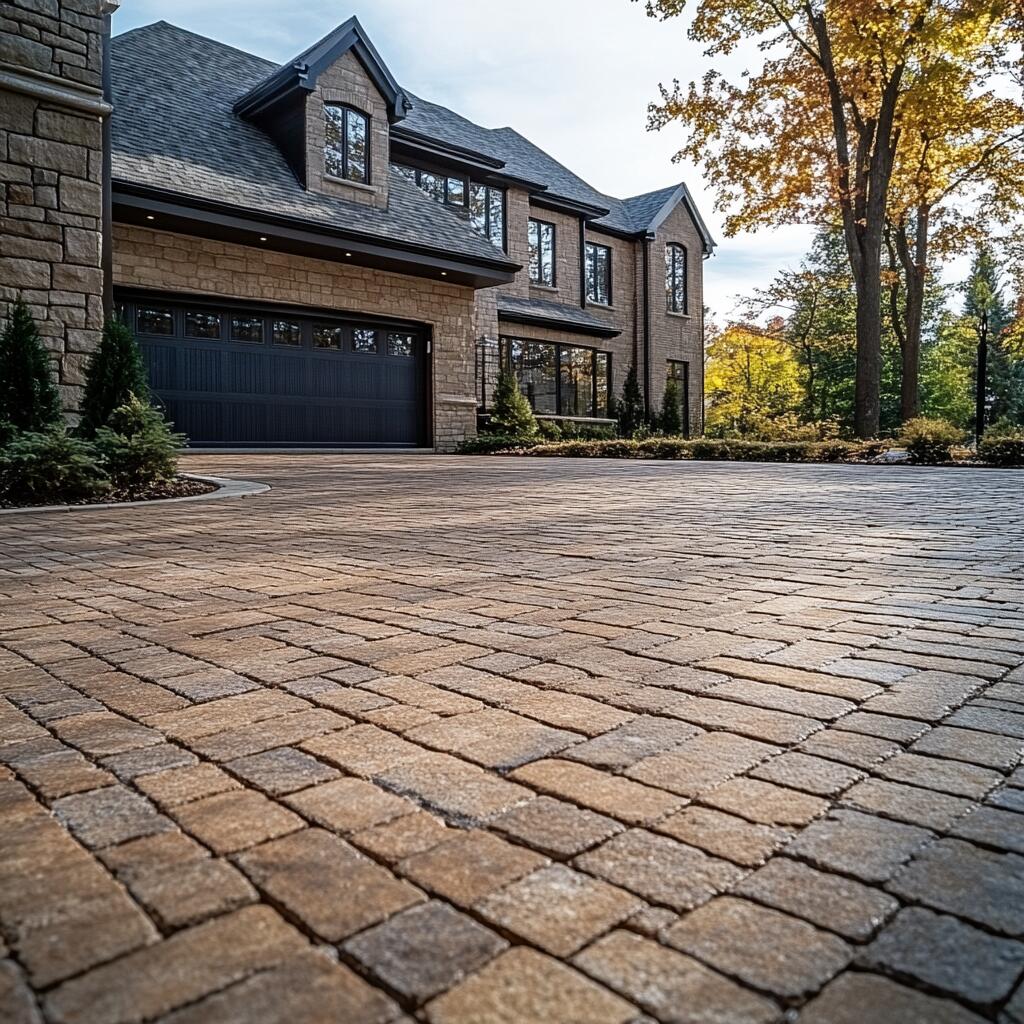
xmin=975 ymin=315 xmax=989 ymax=445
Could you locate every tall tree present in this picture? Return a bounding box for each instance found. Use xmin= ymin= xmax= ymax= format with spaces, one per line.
xmin=883 ymin=39 xmax=1024 ymax=422
xmin=963 ymin=246 xmax=1021 ymax=434
xmin=645 ymin=0 xmax=1016 ymax=437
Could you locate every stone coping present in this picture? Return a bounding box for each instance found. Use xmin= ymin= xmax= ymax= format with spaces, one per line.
xmin=0 ymin=475 xmax=269 ymax=516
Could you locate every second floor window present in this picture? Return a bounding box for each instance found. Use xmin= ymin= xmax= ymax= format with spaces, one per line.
xmin=585 ymin=242 xmax=611 ymax=305
xmin=666 ymin=242 xmax=688 ymax=314
xmin=325 ymin=105 xmax=369 ymax=184
xmin=528 ymin=219 xmax=555 ymax=286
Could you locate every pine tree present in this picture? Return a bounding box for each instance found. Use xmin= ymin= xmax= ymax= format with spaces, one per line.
xmin=617 ymin=364 xmax=645 ymax=438
xmin=79 ymin=318 xmax=150 ymax=436
xmin=0 ymin=297 xmax=61 ymax=434
xmin=487 ymin=367 xmax=538 ymax=438
xmin=963 ymin=247 xmax=1018 ymax=435
xmin=659 ymin=374 xmax=683 ymax=436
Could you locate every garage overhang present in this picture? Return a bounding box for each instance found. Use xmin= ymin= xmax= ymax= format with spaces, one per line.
xmin=112 ymin=184 xmax=520 ymax=290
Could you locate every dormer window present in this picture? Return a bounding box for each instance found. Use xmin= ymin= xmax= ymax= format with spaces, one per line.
xmin=325 ymin=104 xmax=369 ymax=184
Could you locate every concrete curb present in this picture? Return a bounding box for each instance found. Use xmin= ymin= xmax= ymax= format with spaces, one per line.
xmin=0 ymin=475 xmax=270 ymax=516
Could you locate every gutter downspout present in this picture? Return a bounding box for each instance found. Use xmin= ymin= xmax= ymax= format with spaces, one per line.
xmin=101 ymin=2 xmax=119 ymax=319
xmin=701 ymin=250 xmax=712 ymax=436
xmin=578 ymin=216 xmax=586 ymax=309
xmin=641 ymin=234 xmax=652 ymax=418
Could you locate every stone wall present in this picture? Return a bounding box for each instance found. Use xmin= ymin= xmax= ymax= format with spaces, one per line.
xmin=0 ymin=0 xmax=111 ymax=414
xmin=305 ymin=51 xmax=389 ymax=210
xmin=111 ymin=224 xmax=479 ymax=450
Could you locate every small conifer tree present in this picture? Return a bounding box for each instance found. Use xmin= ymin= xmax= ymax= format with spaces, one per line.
xmin=487 ymin=367 xmax=538 ymax=438
xmin=80 ymin=318 xmax=150 ymax=435
xmin=659 ymin=375 xmax=683 ymax=436
xmin=0 ymin=297 xmax=61 ymax=434
xmin=617 ymin=364 xmax=645 ymax=438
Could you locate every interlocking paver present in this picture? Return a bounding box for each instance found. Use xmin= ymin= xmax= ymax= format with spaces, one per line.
xmin=343 ymin=900 xmax=507 ymax=1004
xmin=574 ymin=929 xmax=780 ymax=1024
xmin=663 ymin=896 xmax=853 ymax=998
xmin=860 ymin=906 xmax=1024 ymax=1005
xmin=1 ymin=455 xmax=1020 ymax=1021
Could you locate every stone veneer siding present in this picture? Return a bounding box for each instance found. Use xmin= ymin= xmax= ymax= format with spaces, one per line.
xmin=305 ymin=51 xmax=389 ymax=210
xmin=111 ymin=224 xmax=479 ymax=450
xmin=0 ymin=0 xmax=111 ymax=414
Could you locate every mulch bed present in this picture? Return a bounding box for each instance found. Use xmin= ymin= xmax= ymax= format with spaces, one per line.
xmin=0 ymin=475 xmax=217 ymax=509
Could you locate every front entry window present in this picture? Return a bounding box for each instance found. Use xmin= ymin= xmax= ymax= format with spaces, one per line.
xmin=500 ymin=336 xmax=610 ymax=418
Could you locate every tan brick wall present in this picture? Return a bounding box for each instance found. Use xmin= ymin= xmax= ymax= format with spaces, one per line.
xmin=648 ymin=202 xmax=706 ymax=436
xmin=305 ymin=51 xmax=389 ymax=210
xmin=0 ymin=0 xmax=109 ymax=414
xmin=111 ymin=225 xmax=478 ymax=450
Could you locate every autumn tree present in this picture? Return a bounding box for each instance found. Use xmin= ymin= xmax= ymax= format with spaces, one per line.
xmin=704 ymin=323 xmax=804 ymax=436
xmin=645 ymin=0 xmax=1018 ymax=438
xmin=884 ymin=39 xmax=1024 ymax=422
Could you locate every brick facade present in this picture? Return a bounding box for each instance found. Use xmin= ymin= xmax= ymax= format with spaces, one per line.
xmin=0 ymin=0 xmax=112 ymax=415
xmin=111 ymin=224 xmax=479 ymax=450
xmin=473 ymin=190 xmax=705 ymax=436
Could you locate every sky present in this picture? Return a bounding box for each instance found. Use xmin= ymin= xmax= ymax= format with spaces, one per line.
xmin=111 ymin=0 xmax=820 ymax=322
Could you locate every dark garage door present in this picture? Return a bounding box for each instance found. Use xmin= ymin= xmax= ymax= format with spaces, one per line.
xmin=118 ymin=294 xmax=429 ymax=447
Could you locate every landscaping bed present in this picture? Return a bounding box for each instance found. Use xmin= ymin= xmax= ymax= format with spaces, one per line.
xmin=0 ymin=474 xmax=216 ymax=510
xmin=458 ymin=434 xmax=1024 ymax=467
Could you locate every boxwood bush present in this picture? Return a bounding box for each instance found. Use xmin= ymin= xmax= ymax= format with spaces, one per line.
xmin=978 ymin=434 xmax=1024 ymax=467
xmin=899 ymin=418 xmax=963 ymax=465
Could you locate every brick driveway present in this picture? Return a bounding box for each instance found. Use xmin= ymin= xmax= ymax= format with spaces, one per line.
xmin=1 ymin=455 xmax=1022 ymax=1024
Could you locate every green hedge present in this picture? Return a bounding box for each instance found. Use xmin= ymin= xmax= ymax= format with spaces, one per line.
xmin=468 ymin=437 xmax=890 ymax=463
xmin=978 ymin=436 xmax=1024 ymax=467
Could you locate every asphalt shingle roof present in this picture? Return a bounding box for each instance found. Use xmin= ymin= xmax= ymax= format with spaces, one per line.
xmin=110 ymin=21 xmax=706 ymax=255
xmin=110 ymin=22 xmax=513 ymax=265
xmin=496 ymin=294 xmax=622 ymax=336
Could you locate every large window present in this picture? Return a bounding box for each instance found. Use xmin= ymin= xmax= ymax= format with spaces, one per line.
xmin=585 ymin=242 xmax=611 ymax=305
xmin=499 ymin=337 xmax=610 ymax=418
xmin=666 ymin=242 xmax=688 ymax=314
xmin=394 ymin=164 xmax=506 ymax=250
xmin=667 ymin=359 xmax=691 ymax=438
xmin=325 ymin=105 xmax=369 ymax=184
xmin=528 ymin=219 xmax=556 ymax=286
xmin=470 ymin=182 xmax=505 ymax=250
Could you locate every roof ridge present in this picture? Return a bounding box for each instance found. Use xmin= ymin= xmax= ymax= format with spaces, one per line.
xmin=113 ymin=20 xmax=278 ymax=69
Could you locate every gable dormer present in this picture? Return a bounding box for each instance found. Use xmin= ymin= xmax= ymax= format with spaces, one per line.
xmin=233 ymin=16 xmax=409 ymax=210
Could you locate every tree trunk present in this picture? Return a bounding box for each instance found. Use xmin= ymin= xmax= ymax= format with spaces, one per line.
xmin=892 ymin=210 xmax=928 ymax=422
xmin=853 ymin=258 xmax=883 ymax=438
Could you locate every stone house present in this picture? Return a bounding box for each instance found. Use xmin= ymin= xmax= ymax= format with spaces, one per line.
xmin=2 ymin=6 xmax=715 ymax=449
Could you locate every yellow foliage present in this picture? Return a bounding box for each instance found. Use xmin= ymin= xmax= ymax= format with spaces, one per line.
xmin=704 ymin=324 xmax=805 ymax=436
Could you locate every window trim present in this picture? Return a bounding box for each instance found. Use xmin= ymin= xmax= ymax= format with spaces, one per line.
xmin=666 ymin=242 xmax=688 ymax=315
xmin=528 ymin=218 xmax=557 ymax=288
xmin=324 ymin=103 xmax=371 ymax=185
xmin=498 ymin=335 xmax=611 ymax=418
xmin=585 ymin=241 xmax=613 ymax=306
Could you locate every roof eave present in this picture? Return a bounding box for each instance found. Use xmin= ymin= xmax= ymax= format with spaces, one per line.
xmin=112 ymin=181 xmax=520 ymax=288
xmin=497 ymin=308 xmax=621 ymax=339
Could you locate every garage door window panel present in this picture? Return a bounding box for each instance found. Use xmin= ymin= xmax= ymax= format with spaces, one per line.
xmin=272 ymin=321 xmax=302 ymax=347
xmin=353 ymin=328 xmax=378 ymax=353
xmin=184 ymin=311 xmax=221 ymax=340
xmin=388 ymin=333 xmax=414 ymax=357
xmin=314 ymin=325 xmax=344 ymax=350
xmin=231 ymin=316 xmax=264 ymax=344
xmin=137 ymin=307 xmax=175 ymax=336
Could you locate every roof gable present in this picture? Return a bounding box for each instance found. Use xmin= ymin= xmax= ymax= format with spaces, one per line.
xmin=625 ymin=183 xmax=716 ymax=253
xmin=234 ymin=16 xmax=410 ymax=124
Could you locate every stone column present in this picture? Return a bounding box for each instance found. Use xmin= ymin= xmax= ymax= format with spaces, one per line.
xmin=0 ymin=0 xmax=116 ymax=417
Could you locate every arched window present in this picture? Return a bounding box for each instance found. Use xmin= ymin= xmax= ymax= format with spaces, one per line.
xmin=665 ymin=242 xmax=688 ymax=314
xmin=324 ymin=104 xmax=369 ymax=184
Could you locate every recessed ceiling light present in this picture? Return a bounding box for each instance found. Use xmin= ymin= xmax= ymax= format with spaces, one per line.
xmin=259 ymin=236 xmax=267 ymax=242
xmin=145 ymin=215 xmax=155 ymax=220
xmin=345 ymin=252 xmax=353 ymax=257
xmin=441 ymin=271 xmax=447 ymax=276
